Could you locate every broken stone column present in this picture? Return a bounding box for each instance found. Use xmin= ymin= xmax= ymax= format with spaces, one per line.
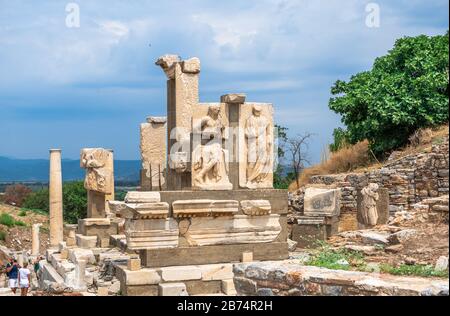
xmin=156 ymin=55 xmax=200 ymax=190
xmin=49 ymin=149 xmax=64 ymax=247
xmin=80 ymin=148 xmax=114 ymax=218
xmin=140 ymin=116 xmax=167 ymax=191
xmin=31 ymin=223 xmax=42 ymax=255
xmin=74 ymin=259 xmax=87 ymax=291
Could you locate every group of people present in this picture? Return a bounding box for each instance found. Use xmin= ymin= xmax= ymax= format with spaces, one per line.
xmin=4 ymin=257 xmax=41 ymax=296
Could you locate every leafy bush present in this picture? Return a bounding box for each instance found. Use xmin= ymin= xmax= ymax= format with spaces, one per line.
xmin=22 ymin=189 xmax=49 ymax=212
xmin=329 ymin=128 xmax=350 ymax=153
xmin=18 ymin=210 xmax=27 ymax=217
xmin=14 ymin=220 xmax=26 ymax=227
xmin=0 ymin=230 xmax=6 ymax=241
xmin=0 ymin=213 xmax=16 ymax=227
xmin=0 ymin=213 xmax=26 ymax=228
xmin=380 ymin=263 xmax=448 ymax=278
xmin=305 ymin=241 xmax=365 ymax=271
xmin=4 ymin=184 xmax=32 ymax=207
xmin=22 ymin=181 xmax=87 ymax=224
xmin=329 ymin=32 xmax=449 ymax=157
xmin=62 ymin=181 xmax=87 ymax=224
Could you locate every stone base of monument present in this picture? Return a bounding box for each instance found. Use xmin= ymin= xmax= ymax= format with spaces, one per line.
xmin=291 ymin=216 xmax=339 ymax=249
xmin=77 ymin=218 xmax=119 ymax=248
xmin=115 ymin=262 xmax=237 ymax=296
xmin=139 ymin=242 xmax=289 ymax=268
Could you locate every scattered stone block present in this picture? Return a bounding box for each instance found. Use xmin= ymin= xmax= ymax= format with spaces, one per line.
xmin=242 ymin=251 xmax=253 ymax=263
xmin=199 ymin=264 xmax=233 ymax=281
xmin=98 ymin=237 xmax=110 ymax=248
xmin=97 ymin=287 xmax=109 ymax=296
xmin=304 ymin=187 xmax=341 ymax=217
xmin=127 ymin=257 xmax=141 ymax=271
xmin=124 ymin=268 xmax=162 ymax=286
xmin=60 ymin=248 xmax=69 ymax=260
xmin=76 ymin=234 xmax=98 ymax=249
xmin=221 ymin=279 xmax=237 ymax=296
xmin=221 ymin=94 xmax=246 ymax=104
xmin=125 ymin=191 xmax=161 ymax=203
xmin=360 ymin=231 xmax=389 ymax=245
xmin=159 ymin=282 xmax=188 ymax=296
xmin=287 ymin=239 xmax=298 ymax=252
xmin=435 ymin=256 xmax=449 ymax=272
xmin=388 ymin=229 xmax=418 ymax=244
xmin=159 ymin=266 xmax=202 ymax=282
xmin=68 ymin=248 xmax=95 ymax=264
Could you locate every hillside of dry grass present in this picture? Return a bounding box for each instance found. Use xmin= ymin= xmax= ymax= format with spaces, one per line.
xmin=290 ymin=124 xmax=449 ymax=191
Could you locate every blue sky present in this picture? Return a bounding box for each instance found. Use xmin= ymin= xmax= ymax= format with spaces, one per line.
xmin=0 ymin=0 xmax=448 ymax=163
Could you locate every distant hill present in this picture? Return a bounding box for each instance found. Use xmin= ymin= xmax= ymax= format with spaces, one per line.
xmin=0 ymin=156 xmax=141 ymax=182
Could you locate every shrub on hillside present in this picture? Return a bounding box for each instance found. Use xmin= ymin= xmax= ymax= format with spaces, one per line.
xmin=329 ymin=32 xmax=449 ymax=157
xmin=291 ymin=140 xmax=371 ymax=190
xmin=22 ymin=188 xmax=49 ymax=212
xmin=62 ymin=181 xmax=87 ymax=224
xmin=22 ymin=181 xmax=87 ymax=224
xmin=4 ymin=184 xmax=32 ymax=207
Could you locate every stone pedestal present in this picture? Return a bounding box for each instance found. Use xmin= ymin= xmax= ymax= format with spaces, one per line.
xmin=32 ymin=223 xmax=42 ymax=255
xmin=81 ymin=148 xmax=114 ymax=218
xmin=74 ymin=259 xmax=87 ymax=291
xmin=49 ymin=149 xmax=64 ymax=247
xmin=78 ymin=218 xmax=119 ymax=241
xmin=140 ymin=116 xmax=167 ymax=191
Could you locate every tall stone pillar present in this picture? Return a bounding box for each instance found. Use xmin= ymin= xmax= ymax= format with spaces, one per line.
xmin=31 ymin=223 xmax=42 ymax=255
xmin=156 ymin=55 xmax=200 ymax=190
xmin=140 ymin=116 xmax=167 ymax=191
xmin=221 ymin=94 xmax=246 ymax=190
xmin=49 ymin=149 xmax=64 ymax=247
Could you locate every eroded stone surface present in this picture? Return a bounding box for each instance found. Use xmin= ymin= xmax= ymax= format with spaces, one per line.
xmin=240 ymin=200 xmax=271 ymax=216
xmin=304 ymin=187 xmax=341 ymax=217
xmin=233 ymin=262 xmax=449 ymax=296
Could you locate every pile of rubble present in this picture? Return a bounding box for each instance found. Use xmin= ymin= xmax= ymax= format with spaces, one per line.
xmin=327 ymin=195 xmax=449 ymax=269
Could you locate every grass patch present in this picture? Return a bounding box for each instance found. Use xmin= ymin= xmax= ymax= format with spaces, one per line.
xmin=0 ymin=230 xmax=6 ymax=241
xmin=0 ymin=213 xmax=16 ymax=227
xmin=305 ymin=241 xmax=366 ymax=271
xmin=22 ymin=208 xmax=48 ymax=216
xmin=380 ymin=263 xmax=448 ymax=278
xmin=0 ymin=213 xmax=28 ymax=227
xmin=18 ymin=210 xmax=27 ymax=217
xmin=14 ymin=220 xmax=26 ymax=227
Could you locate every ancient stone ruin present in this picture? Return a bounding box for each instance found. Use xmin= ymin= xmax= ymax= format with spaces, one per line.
xmin=34 ymin=54 xmax=289 ymax=296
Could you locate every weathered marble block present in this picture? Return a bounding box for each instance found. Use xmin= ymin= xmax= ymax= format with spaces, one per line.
xmin=125 ymin=218 xmax=179 ymax=251
xmin=172 ymin=200 xmax=239 ymax=218
xmin=109 ymin=201 xmax=169 ymax=219
xmin=125 ymin=191 xmax=161 ymax=203
xmin=304 ymin=187 xmax=341 ymax=217
xmin=240 ymin=200 xmax=271 ymax=216
xmin=179 ymin=214 xmax=282 ymax=246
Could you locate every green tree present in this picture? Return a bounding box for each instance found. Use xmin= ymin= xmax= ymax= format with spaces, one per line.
xmin=329 ymin=32 xmax=449 ymax=156
xmin=22 ymin=181 xmax=87 ymax=224
xmin=62 ymin=181 xmax=87 ymax=224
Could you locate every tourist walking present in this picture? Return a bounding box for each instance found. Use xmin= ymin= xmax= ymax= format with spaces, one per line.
xmin=5 ymin=258 xmax=19 ymax=294
xmin=18 ymin=262 xmax=31 ymax=296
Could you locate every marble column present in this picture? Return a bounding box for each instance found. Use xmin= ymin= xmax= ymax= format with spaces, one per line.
xmin=31 ymin=223 xmax=42 ymax=255
xmin=75 ymin=259 xmax=87 ymax=290
xmin=49 ymin=149 xmax=64 ymax=247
